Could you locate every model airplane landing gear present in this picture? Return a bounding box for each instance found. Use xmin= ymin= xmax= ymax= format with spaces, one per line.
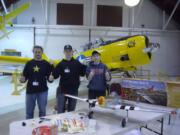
xmin=121 ymin=118 xmax=126 ymax=127
xmin=88 ymin=100 xmax=96 ymax=119
xmin=121 ymin=110 xmax=129 ymax=127
xmin=88 ymin=111 xmax=94 ymax=119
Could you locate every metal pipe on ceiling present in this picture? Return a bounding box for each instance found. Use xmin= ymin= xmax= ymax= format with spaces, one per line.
xmin=163 ymin=0 xmax=180 ymax=30
xmin=11 ymin=24 xmax=180 ymax=34
xmin=0 ymin=0 xmax=8 ymax=14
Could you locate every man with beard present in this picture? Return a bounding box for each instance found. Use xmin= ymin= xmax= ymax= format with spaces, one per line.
xmin=20 ymin=45 xmax=54 ymax=119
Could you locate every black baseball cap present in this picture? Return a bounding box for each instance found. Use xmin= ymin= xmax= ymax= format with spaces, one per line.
xmin=64 ymin=44 xmax=72 ymax=50
xmin=92 ymin=50 xmax=100 ymax=56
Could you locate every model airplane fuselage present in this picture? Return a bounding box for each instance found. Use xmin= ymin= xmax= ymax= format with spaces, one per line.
xmin=77 ymin=35 xmax=155 ymax=71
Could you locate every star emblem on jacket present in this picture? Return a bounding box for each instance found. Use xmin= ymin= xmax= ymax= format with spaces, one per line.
xmin=33 ymin=65 xmax=40 ymax=72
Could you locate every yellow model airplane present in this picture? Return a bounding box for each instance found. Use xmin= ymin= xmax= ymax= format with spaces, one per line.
xmin=0 ymin=35 xmax=159 ymax=71
xmin=77 ymin=35 xmax=159 ymax=71
xmin=0 ymin=2 xmax=31 ymax=39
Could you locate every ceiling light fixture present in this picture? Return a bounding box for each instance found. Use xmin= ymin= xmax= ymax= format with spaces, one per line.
xmin=124 ymin=0 xmax=140 ymax=7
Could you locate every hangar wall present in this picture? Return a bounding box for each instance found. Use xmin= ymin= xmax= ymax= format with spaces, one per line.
xmin=15 ymin=0 xmax=179 ymax=29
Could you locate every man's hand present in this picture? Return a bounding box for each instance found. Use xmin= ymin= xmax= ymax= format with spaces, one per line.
xmin=105 ymin=70 xmax=111 ymax=81
xmin=49 ymin=72 xmax=54 ymax=82
xmin=88 ymin=70 xmax=95 ymax=81
xmin=49 ymin=59 xmax=54 ymax=65
xmin=19 ymin=76 xmax=26 ymax=83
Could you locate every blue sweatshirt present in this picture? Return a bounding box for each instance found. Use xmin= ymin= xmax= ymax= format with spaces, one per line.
xmin=86 ymin=62 xmax=109 ymax=90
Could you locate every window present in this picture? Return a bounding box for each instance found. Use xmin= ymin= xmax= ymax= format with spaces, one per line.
xmin=57 ymin=3 xmax=83 ymax=25
xmin=97 ymin=5 xmax=122 ymax=27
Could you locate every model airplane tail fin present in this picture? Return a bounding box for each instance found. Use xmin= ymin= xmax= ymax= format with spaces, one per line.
xmin=5 ymin=2 xmax=31 ymax=21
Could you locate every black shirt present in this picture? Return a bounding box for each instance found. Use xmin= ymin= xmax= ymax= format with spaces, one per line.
xmin=53 ymin=58 xmax=86 ymax=93
xmin=23 ymin=59 xmax=53 ymax=94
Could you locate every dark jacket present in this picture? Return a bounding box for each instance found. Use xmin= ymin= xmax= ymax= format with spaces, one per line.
xmin=53 ymin=58 xmax=86 ymax=94
xmin=23 ymin=59 xmax=53 ymax=94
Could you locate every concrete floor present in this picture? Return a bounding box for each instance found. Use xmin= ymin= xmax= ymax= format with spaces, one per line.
xmin=0 ymin=76 xmax=180 ymax=135
xmin=0 ymin=99 xmax=56 ymax=135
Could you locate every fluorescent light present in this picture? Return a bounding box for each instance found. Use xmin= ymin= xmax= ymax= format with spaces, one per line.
xmin=124 ymin=0 xmax=140 ymax=7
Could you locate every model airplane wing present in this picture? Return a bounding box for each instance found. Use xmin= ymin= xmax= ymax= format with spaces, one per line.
xmin=65 ymin=94 xmax=97 ymax=104
xmin=0 ymin=54 xmax=60 ymax=74
xmin=0 ymin=55 xmax=30 ymax=74
xmin=0 ymin=55 xmax=31 ymax=64
xmin=106 ymin=98 xmax=176 ymax=114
